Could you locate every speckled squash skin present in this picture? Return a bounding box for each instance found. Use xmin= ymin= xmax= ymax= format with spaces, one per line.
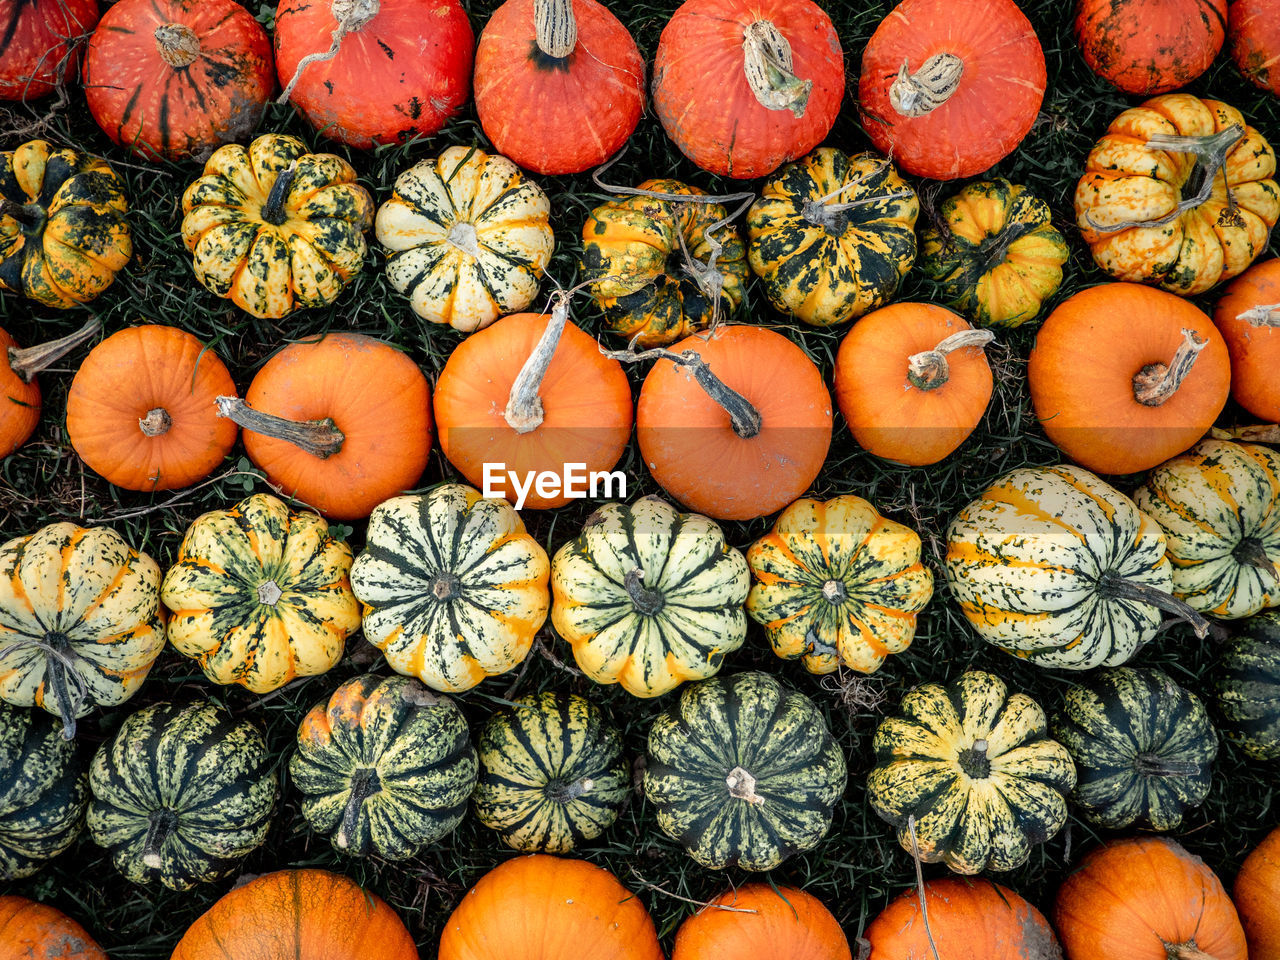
xmin=1213 ymin=610 xmax=1280 ymax=759
xmin=1230 ymin=0 xmax=1280 ymax=96
xmin=1075 ymin=0 xmax=1227 ymax=95
xmin=0 ymin=896 xmax=107 ymax=960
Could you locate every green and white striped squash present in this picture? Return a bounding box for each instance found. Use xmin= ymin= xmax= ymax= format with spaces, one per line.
xmin=1213 ymin=610 xmax=1280 ymax=760
xmin=290 ymin=673 xmax=477 ymax=860
xmin=1134 ymin=439 xmax=1280 ymax=620
xmin=87 ymin=700 xmax=276 ymax=891
xmin=474 ymin=691 xmax=628 ymax=853
xmin=550 ymin=497 xmax=750 ymax=698
xmin=350 ymin=484 xmax=550 ymax=693
xmin=867 ymin=670 xmax=1076 ymax=875
xmin=643 ymin=671 xmax=847 ymax=871
xmin=1052 ymin=667 xmax=1217 ymax=831
xmin=0 ymin=704 xmax=88 ymax=880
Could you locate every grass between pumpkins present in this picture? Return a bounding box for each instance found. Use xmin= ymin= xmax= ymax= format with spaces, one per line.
xmin=1 ymin=0 xmax=1278 ymax=955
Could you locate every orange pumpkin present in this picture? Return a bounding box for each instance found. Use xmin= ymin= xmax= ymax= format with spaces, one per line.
xmin=1235 ymin=825 xmax=1280 ymax=959
xmin=1 ymin=318 xmax=98 ymax=458
xmin=834 ymin=303 xmax=994 ymax=466
xmin=1028 ymin=283 xmax=1231 ymax=475
xmin=672 ymin=885 xmax=851 ymax=960
xmin=1076 ymin=0 xmax=1227 ymax=95
xmin=0 ymin=896 xmax=106 ymax=960
xmin=1214 ymin=258 xmax=1280 ymax=421
xmin=66 ymin=324 xmax=238 ymax=491
xmin=1230 ymin=0 xmax=1280 ymax=96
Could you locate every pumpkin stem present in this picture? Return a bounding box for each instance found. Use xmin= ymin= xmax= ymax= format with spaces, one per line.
xmin=545 ymin=776 xmax=594 ymax=803
xmin=1134 ymin=752 xmax=1204 ymax=777
xmin=139 ymin=408 xmax=172 ymax=437
xmin=534 ymin=0 xmax=577 ymax=59
xmin=1234 ymin=538 xmax=1279 ymax=581
xmin=0 ymin=198 xmax=42 ymax=229
xmin=1163 ymin=942 xmax=1219 ymax=960
xmin=1132 ymin=328 xmax=1207 ymax=407
xmin=154 ymin=23 xmax=201 ymax=68
xmin=1096 ymin=571 xmax=1211 ymax=639
xmin=504 ymin=293 xmax=570 ymax=434
xmin=979 ymin=219 xmax=1036 ymax=270
xmin=1 ymin=635 xmax=88 ymax=739
xmin=1237 ymin=303 xmax=1280 ymax=327
xmin=740 ymin=19 xmax=811 ymax=117
xmin=821 ymin=579 xmax=847 ymax=603
xmin=278 ymin=0 xmax=380 ymax=104
xmin=257 ymin=580 xmax=283 ymax=606
xmin=726 ymin=766 xmax=765 ymax=807
xmin=142 ymin=808 xmax=177 ymax=869
xmin=889 ymin=54 xmax=964 ymax=117
xmin=214 ymin=396 xmax=346 ymax=459
xmin=260 ymin=161 xmax=299 ymax=227
xmin=957 ymin=738 xmax=991 ymax=779
xmin=906 ymin=329 xmax=995 ymax=391
xmin=336 ymin=767 xmax=381 ymax=852
xmin=431 ymin=572 xmax=462 ymax=601
xmin=623 ymin=568 xmax=666 ymax=617
xmin=800 ymin=157 xmax=916 ymax=235
xmin=7 ymin=317 xmax=99 ymax=383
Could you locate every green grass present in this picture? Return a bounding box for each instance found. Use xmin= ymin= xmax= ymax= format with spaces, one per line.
xmin=2 ymin=0 xmax=1279 ymax=955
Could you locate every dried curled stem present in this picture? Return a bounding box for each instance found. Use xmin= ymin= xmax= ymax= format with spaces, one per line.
xmin=906 ymin=329 xmax=995 ymax=391
xmin=1132 ymin=328 xmax=1207 ymax=407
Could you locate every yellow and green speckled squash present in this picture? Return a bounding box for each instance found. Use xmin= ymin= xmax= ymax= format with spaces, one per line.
xmin=1134 ymin=439 xmax=1280 ymax=620
xmin=0 ymin=522 xmax=165 ymax=739
xmin=160 ymin=493 xmax=362 ymax=694
xmin=1214 ymin=610 xmax=1280 ymax=760
xmin=550 ymin=496 xmax=750 ymax=698
xmin=867 ymin=670 xmax=1076 ymax=875
xmin=919 ymin=178 xmax=1069 ymax=329
xmin=746 ymin=148 xmax=918 ymax=328
xmin=349 ymin=484 xmax=550 ymax=693
xmin=0 ymin=140 xmax=131 ymax=308
xmin=745 ymin=495 xmax=933 ymax=674
xmin=180 ymin=133 xmax=373 ymax=320
xmin=474 ymin=691 xmax=628 ymax=854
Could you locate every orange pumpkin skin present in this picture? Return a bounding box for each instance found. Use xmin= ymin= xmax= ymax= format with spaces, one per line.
xmin=171 ymin=869 xmax=417 ymax=960
xmin=1235 ymin=825 xmax=1280 ymax=958
xmin=1230 ymin=0 xmax=1280 ymax=95
xmin=438 ymin=855 xmax=664 ymax=960
xmin=1214 ymin=258 xmax=1280 ymax=421
xmin=1054 ymin=837 xmax=1247 ymax=960
xmin=672 ymin=885 xmax=851 ymax=960
xmin=1076 ymin=0 xmax=1227 ymax=95
xmin=1028 ymin=283 xmax=1230 ymax=475
xmin=0 ymin=327 xmax=41 ymax=458
xmin=0 ymin=0 xmax=99 ymax=101
xmin=0 ymin=896 xmax=107 ymax=960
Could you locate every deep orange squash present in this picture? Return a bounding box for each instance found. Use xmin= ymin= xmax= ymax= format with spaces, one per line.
xmin=1235 ymin=825 xmax=1280 ymax=959
xmin=0 ymin=318 xmax=98 ymax=459
xmin=0 ymin=896 xmax=106 ymax=960
xmin=1214 ymin=258 xmax=1280 ymax=421
xmin=0 ymin=0 xmax=99 ymax=101
xmin=672 ymin=885 xmax=851 ymax=960
xmin=1076 ymin=0 xmax=1227 ymax=95
xmin=1230 ymin=0 xmax=1280 ymax=95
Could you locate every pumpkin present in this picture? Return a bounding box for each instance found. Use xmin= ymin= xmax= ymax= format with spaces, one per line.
xmin=290 ymin=673 xmax=477 ymax=859
xmin=1075 ymin=94 xmax=1279 ymax=296
xmin=1075 ymin=0 xmax=1226 ymax=95
xmin=834 ymin=303 xmax=994 ymax=466
xmin=945 ymin=464 xmax=1209 ymax=670
xmin=1235 ymin=825 xmax=1280 ymax=959
xmin=87 ymin=700 xmax=276 ymax=891
xmin=919 ymin=179 xmax=1069 ymax=329
xmin=1230 ymin=0 xmax=1280 ymax=96
xmin=644 ymin=671 xmax=847 ymax=871
xmin=83 ymin=0 xmax=274 ymax=162
xmin=438 ymin=855 xmax=664 ymax=960
xmin=349 ymin=484 xmax=550 ymax=692
xmin=274 ymin=0 xmax=473 ymax=149
xmin=376 ymin=146 xmax=554 ymax=333
xmin=0 ymin=522 xmax=164 ymax=739
xmin=650 ymin=0 xmax=843 ymax=179
xmin=746 ymin=148 xmax=919 ymax=328
xmin=216 ymin=332 xmax=433 ymax=521
xmin=1028 ymin=283 xmax=1231 ymax=475
xmin=473 ymin=0 xmax=644 ymax=175
xmin=0 ymin=140 xmax=130 ymax=309
xmin=0 ymin=317 xmax=98 ymax=459
xmin=1054 ymin=837 xmax=1247 ymax=960
xmin=66 ymin=324 xmax=238 ymax=492
xmin=474 ymin=691 xmax=628 ymax=853
xmin=180 ymin=133 xmax=374 ymax=319
xmin=745 ymin=495 xmax=934 ymax=675
xmin=550 ymin=496 xmax=749 ymax=698
xmin=160 ymin=493 xmax=361 ymax=693
xmin=0 ymin=705 xmax=87 ymax=880
xmin=636 ymin=325 xmax=833 ymax=521
xmin=858 ymin=0 xmax=1046 ymax=181
xmin=0 ymin=897 xmax=106 ymax=960
xmin=580 ymin=179 xmax=748 ymax=346
xmin=1214 ymin=257 xmax=1280 ymax=421
xmin=672 ymin=885 xmax=852 ymax=960
xmin=0 ymin=0 xmax=99 ymax=100
xmin=172 ymin=869 xmax=418 ymax=960
xmin=1213 ymin=610 xmax=1280 ymax=759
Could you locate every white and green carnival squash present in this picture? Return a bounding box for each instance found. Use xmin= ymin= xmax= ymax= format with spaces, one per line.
xmin=161 ymin=493 xmax=362 ymax=694
xmin=1134 ymin=439 xmax=1280 ymax=620
xmin=0 ymin=704 xmax=88 ymax=880
xmin=550 ymin=496 xmax=750 ymax=698
xmin=474 ymin=691 xmax=628 ymax=853
xmin=1214 ymin=610 xmax=1280 ymax=760
xmin=945 ymin=464 xmax=1209 ymax=670
xmin=643 ymin=671 xmax=847 ymax=871
xmin=87 ymin=700 xmax=276 ymax=891
xmin=867 ymin=671 xmax=1075 ymax=875
xmin=290 ymin=673 xmax=477 ymax=860
xmin=1052 ymin=667 xmax=1217 ymax=831
xmin=349 ymin=484 xmax=550 ymax=693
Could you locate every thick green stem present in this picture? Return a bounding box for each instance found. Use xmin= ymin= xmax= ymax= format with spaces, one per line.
xmin=1234 ymin=539 xmax=1278 ymax=581
xmin=142 ymin=808 xmax=177 ymax=869
xmin=624 ymin=568 xmax=666 ymax=617
xmin=1135 ymin=753 xmax=1202 ymax=777
xmin=260 ymin=161 xmax=299 ymax=226
xmin=545 ymin=776 xmax=594 ymax=803
xmin=0 ymin=198 xmax=42 ymax=229
xmin=336 ymin=767 xmax=381 ymax=852
xmin=1097 ymin=572 xmax=1210 ymax=639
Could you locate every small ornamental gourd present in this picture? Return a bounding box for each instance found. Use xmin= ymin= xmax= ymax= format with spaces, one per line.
xmin=1236 ymin=825 xmax=1280 ymax=959
xmin=644 ymin=671 xmax=847 ymax=871
xmin=672 ymin=885 xmax=852 ymax=960
xmin=867 ymin=671 xmax=1075 ymax=875
xmin=0 ymin=318 xmax=99 ymax=459
xmin=350 ymin=485 xmax=550 ymax=693
xmin=0 ymin=897 xmax=106 ymax=960
xmin=550 ymin=497 xmax=749 ymax=698
xmin=1230 ymin=0 xmax=1280 ymax=96
xmin=1075 ymin=0 xmax=1227 ymax=95
xmin=87 ymin=700 xmax=276 ymax=891
xmin=1214 ymin=258 xmax=1280 ymax=421
xmin=0 ymin=0 xmax=100 ymax=101
xmin=1213 ymin=610 xmax=1280 ymax=759
xmin=1052 ymin=668 xmax=1217 ymax=831
xmin=290 ymin=674 xmax=478 ymax=859
xmin=474 ymin=691 xmax=628 ymax=853
xmin=745 ymin=496 xmax=933 ymax=674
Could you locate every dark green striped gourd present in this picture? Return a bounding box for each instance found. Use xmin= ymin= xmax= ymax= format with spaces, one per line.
xmin=643 ymin=671 xmax=847 ymax=871
xmin=87 ymin=701 xmax=276 ymax=891
xmin=474 ymin=692 xmax=628 ymax=853
xmin=1214 ymin=609 xmax=1280 ymax=759
xmin=1052 ymin=668 xmax=1217 ymax=831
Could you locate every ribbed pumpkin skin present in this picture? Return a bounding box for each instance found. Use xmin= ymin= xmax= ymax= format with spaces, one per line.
xmin=550 ymin=497 xmax=749 ymax=698
xmin=0 ymin=705 xmax=87 ymax=880
xmin=350 ymin=485 xmax=550 ymax=693
xmin=87 ymin=700 xmax=276 ymax=891
xmin=0 ymin=0 xmax=99 ymax=100
xmin=1230 ymin=0 xmax=1280 ymax=95
xmin=0 ymin=140 xmax=130 ymax=308
xmin=0 ymin=897 xmax=106 ymax=960
xmin=1214 ymin=258 xmax=1280 ymax=421
xmin=290 ymin=674 xmax=477 ymax=859
xmin=672 ymin=885 xmax=852 ymax=960
xmin=1213 ymin=610 xmax=1280 ymax=759
xmin=747 ymin=149 xmax=919 ymax=328
xmin=1052 ymin=667 xmax=1217 ymax=831
xmin=1235 ymin=825 xmax=1280 ymax=959
xmin=1076 ymin=0 xmax=1226 ymax=94
xmin=474 ymin=691 xmax=628 ymax=853
xmin=644 ymin=671 xmax=847 ymax=871
xmin=160 ymin=493 xmax=361 ymax=694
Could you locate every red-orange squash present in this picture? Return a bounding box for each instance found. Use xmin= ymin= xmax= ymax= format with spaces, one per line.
xmin=0 ymin=896 xmax=107 ymax=960
xmin=1230 ymin=0 xmax=1280 ymax=96
xmin=672 ymin=885 xmax=851 ymax=960
xmin=0 ymin=319 xmax=98 ymax=458
xmin=1214 ymin=258 xmax=1280 ymax=421
xmin=1076 ymin=0 xmax=1227 ymax=95
xmin=1235 ymin=825 xmax=1280 ymax=959
xmin=0 ymin=0 xmax=99 ymax=101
